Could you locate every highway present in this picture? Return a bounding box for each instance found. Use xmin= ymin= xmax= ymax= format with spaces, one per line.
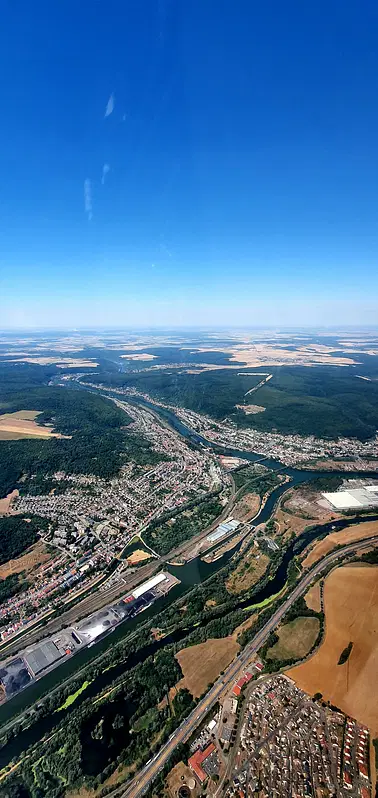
xmin=114 ymin=535 xmax=378 ymax=798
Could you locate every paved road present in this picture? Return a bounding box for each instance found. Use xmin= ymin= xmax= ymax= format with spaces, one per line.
xmin=114 ymin=535 xmax=378 ymax=798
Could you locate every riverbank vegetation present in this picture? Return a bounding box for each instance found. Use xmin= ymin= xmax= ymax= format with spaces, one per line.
xmin=233 ymin=466 xmax=282 ymax=497
xmin=143 ymin=494 xmax=224 ymax=555
xmin=1 ymin=650 xmax=195 ymax=798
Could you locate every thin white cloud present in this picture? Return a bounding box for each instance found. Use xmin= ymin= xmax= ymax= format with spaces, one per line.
xmin=104 ymin=93 xmax=115 ymax=117
xmin=84 ymin=179 xmax=92 ymax=221
xmin=101 ymin=163 xmax=110 ymax=185
xmin=160 ymin=241 xmax=173 ymax=258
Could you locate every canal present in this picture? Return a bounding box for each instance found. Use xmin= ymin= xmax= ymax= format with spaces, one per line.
xmin=0 ymin=391 xmax=376 ymax=763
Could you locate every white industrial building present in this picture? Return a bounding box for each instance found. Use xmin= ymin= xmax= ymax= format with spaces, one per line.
xmin=207 ymin=518 xmax=240 ymax=544
xmin=131 ymin=572 xmax=168 ymax=599
xmin=322 ymin=484 xmax=378 ymax=511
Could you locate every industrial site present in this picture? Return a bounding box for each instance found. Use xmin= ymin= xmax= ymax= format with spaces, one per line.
xmin=0 ymin=571 xmax=179 ymax=703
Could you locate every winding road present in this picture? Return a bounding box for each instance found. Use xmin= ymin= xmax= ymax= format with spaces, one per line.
xmin=114 ymin=534 xmax=378 ymax=798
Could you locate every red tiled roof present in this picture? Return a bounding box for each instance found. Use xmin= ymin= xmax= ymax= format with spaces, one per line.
xmin=359 ymin=764 xmax=369 ymax=778
xmin=232 ymin=684 xmax=241 ymax=697
xmin=188 ymin=743 xmax=216 ymax=783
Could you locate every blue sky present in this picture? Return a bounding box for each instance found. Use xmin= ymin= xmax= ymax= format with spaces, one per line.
xmin=1 ymin=0 xmax=378 ymax=328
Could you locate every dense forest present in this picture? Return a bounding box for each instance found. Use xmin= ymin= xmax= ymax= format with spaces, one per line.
xmin=0 ymin=574 xmax=28 ymax=605
xmin=0 ymin=515 xmax=50 ymax=565
xmin=233 ymin=466 xmax=282 ymax=496
xmin=82 ymin=364 xmax=378 ymax=441
xmin=143 ymin=495 xmax=223 ymax=554
xmin=0 ymin=363 xmax=163 ymax=497
xmin=2 ymin=649 xmax=195 ymax=798
xmin=81 ymin=368 xmax=263 ymax=419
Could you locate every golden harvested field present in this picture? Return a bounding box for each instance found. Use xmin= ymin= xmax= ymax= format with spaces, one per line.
xmin=226 ymin=550 xmax=270 ymax=594
xmin=286 ymin=566 xmax=378 ymax=734
xmin=195 ymin=343 xmax=358 ymax=368
xmin=6 ymin=357 xmax=98 ymax=367
xmin=0 ymin=541 xmax=54 ymax=579
xmin=267 ymin=616 xmax=320 ymax=662
xmin=305 ymin=582 xmax=322 ymax=612
xmin=0 ymin=410 xmax=68 ymax=440
xmin=302 ymin=519 xmax=378 ymax=568
xmin=173 ymin=637 xmax=240 ymax=698
xmin=126 ymin=549 xmax=152 ymax=564
xmin=5 ymin=410 xmax=40 ymax=419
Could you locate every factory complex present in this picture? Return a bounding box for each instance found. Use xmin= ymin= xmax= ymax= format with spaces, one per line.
xmin=206 ymin=518 xmax=240 ymax=544
xmin=0 ymin=571 xmax=179 ymax=704
xmin=322 ymin=481 xmax=378 ymax=511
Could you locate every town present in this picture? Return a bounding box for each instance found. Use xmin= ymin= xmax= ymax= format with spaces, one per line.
xmin=0 ymin=400 xmax=227 ymax=645
xmin=172 ymin=675 xmax=372 ymax=798
xmin=81 ymin=381 xmax=378 ymax=468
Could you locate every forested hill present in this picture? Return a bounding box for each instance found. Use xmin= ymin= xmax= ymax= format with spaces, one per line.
xmin=82 ymin=365 xmax=378 ymax=441
xmin=0 ymin=364 xmax=162 ymax=499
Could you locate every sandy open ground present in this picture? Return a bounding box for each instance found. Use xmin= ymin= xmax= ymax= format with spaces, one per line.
xmin=0 ymin=489 xmax=19 ymax=515
xmin=274 ymin=484 xmax=340 ymax=541
xmin=286 ymin=566 xmax=378 ymax=734
xmin=126 ymin=549 xmax=152 ymax=564
xmin=120 ymin=353 xmax=157 ymax=361
xmin=302 ymin=519 xmax=378 ymax=568
xmin=0 ymin=541 xmax=53 ymax=579
xmin=172 ymin=637 xmax=240 ymax=698
xmin=233 ymin=490 xmax=261 ymax=522
xmin=236 ymin=404 xmax=265 ymax=414
xmin=0 ymin=410 xmax=68 ymax=439
xmin=226 ymin=550 xmax=270 ymax=594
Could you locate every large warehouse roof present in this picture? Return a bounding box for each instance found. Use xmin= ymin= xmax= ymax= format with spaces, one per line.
xmin=132 ymin=572 xmax=167 ymax=599
xmin=25 ymin=641 xmax=62 ymax=676
xmin=323 ymin=486 xmax=378 ymax=510
xmin=322 ymin=491 xmax=363 ymax=509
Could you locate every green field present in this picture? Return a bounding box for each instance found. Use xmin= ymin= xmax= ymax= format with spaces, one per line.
xmin=267 ymin=616 xmax=320 ymax=662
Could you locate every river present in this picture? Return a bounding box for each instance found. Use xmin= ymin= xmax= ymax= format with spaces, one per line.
xmin=0 ymin=391 xmax=376 ymax=763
